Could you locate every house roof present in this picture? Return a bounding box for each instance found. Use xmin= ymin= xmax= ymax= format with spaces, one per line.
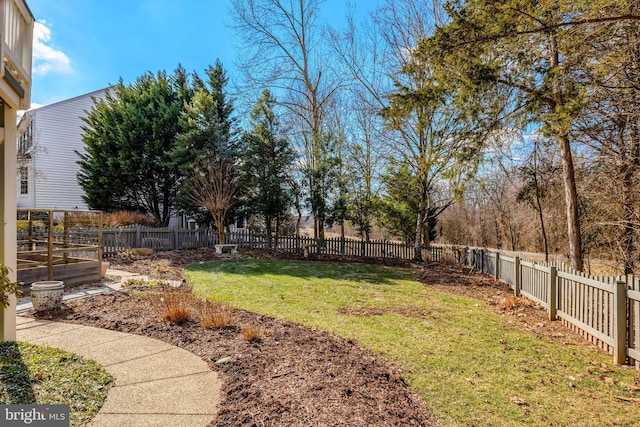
xmin=25 ymin=86 xmax=114 ymax=115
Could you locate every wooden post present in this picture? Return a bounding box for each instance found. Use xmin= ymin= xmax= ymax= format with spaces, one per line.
xmin=97 ymin=212 xmax=103 ymax=277
xmin=63 ymin=212 xmax=69 ymax=262
xmin=480 ymin=249 xmax=485 ymax=273
xmin=613 ymin=280 xmax=628 ymax=365
xmin=548 ymin=265 xmax=557 ymax=321
xmin=47 ymin=210 xmax=53 ymax=281
xmin=514 ymin=256 xmax=521 ymax=297
xmin=495 ymin=252 xmax=501 ymax=280
xmin=173 ymin=228 xmax=179 ymax=250
xmin=135 ymin=225 xmax=141 ymax=248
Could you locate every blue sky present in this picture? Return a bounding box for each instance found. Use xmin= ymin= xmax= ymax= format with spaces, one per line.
xmin=25 ymin=0 xmax=372 ymax=110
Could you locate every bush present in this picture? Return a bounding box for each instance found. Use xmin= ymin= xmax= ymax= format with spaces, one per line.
xmin=201 ymin=301 xmax=235 ymax=329
xmin=118 ymin=248 xmax=154 ymax=259
xmin=104 ymin=211 xmax=159 ymax=228
xmin=149 ymin=288 xmax=196 ymax=324
xmin=241 ymin=326 xmax=266 ymax=343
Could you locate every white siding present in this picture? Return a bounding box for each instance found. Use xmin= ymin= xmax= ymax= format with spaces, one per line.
xmin=21 ymin=88 xmax=108 ymax=209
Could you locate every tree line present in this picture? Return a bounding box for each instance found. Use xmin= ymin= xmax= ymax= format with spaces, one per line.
xmin=78 ymin=0 xmax=640 ymax=273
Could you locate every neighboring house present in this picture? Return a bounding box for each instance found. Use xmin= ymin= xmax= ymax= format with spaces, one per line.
xmin=16 ymin=87 xmax=108 ymax=210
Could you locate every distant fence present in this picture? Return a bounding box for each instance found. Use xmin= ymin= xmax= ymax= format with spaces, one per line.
xmin=101 ymin=227 xmax=422 ymax=261
xmin=448 ymin=246 xmax=639 ymax=368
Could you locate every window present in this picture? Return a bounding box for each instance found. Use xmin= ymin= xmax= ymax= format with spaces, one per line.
xmin=19 ymin=167 xmax=28 ymax=195
xmin=18 ymin=120 xmax=33 ymax=157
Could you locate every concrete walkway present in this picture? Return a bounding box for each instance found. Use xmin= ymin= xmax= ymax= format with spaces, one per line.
xmin=15 ymin=270 xmax=222 ymax=427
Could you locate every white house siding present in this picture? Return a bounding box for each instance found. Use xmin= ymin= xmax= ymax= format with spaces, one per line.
xmin=17 ymin=88 xmax=108 ymax=209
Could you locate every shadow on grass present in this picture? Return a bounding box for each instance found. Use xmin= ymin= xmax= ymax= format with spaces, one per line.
xmin=186 ymin=258 xmax=415 ymax=286
xmin=0 ymin=342 xmax=37 ymax=404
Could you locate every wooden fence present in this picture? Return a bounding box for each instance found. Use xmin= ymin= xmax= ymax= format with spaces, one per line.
xmin=98 ymin=226 xmax=640 ymax=368
xmin=101 ymin=227 xmax=420 ymax=261
xmin=450 ymin=246 xmax=638 ymax=367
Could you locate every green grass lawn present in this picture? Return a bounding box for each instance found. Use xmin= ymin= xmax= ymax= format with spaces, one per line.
xmin=0 ymin=342 xmax=113 ymax=426
xmin=188 ymin=258 xmax=640 ymax=427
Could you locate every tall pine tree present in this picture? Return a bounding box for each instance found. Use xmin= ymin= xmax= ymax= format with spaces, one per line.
xmin=240 ymin=89 xmax=295 ymax=240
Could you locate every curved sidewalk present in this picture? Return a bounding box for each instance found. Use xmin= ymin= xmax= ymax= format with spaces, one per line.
xmin=16 ymin=315 xmax=222 ymax=427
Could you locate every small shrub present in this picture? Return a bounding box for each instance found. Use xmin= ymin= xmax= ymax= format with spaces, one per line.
xmin=152 ymin=259 xmax=174 ymax=276
xmin=201 ymin=302 xmax=235 ymax=329
xmin=104 ymin=211 xmax=159 ymax=227
xmin=440 ymin=252 xmax=458 ymax=265
xmin=149 ymin=288 xmax=196 ymax=324
xmin=241 ymin=326 xmax=264 ymax=343
xmin=119 ymin=248 xmax=154 ymax=259
xmin=121 ymin=278 xmax=164 ymax=290
xmin=501 ymin=296 xmax=538 ymax=311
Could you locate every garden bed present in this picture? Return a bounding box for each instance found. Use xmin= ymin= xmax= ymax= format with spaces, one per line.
xmin=28 ymin=248 xmax=625 ymax=426
xmin=30 ymin=249 xmax=438 ymax=426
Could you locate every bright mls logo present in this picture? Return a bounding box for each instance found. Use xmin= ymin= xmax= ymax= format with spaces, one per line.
xmin=1 ymin=405 xmax=69 ymax=426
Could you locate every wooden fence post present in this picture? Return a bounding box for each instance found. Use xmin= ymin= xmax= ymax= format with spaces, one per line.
xmin=173 ymin=228 xmax=179 ymax=250
xmin=495 ymin=252 xmax=500 ymax=280
xmin=514 ymin=256 xmax=521 ymax=297
xmin=548 ymin=265 xmax=557 ymax=321
xmin=98 ymin=212 xmax=103 ymax=274
xmin=480 ymin=249 xmax=485 ymax=273
xmin=47 ymin=210 xmax=53 ymax=281
xmin=613 ymin=280 xmax=628 ymax=365
xmin=135 ymin=226 xmax=141 ymax=248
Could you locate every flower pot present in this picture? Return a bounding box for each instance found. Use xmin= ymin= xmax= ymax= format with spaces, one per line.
xmin=30 ymin=281 xmax=64 ymax=311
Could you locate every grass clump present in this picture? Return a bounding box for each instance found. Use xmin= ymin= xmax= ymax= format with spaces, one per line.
xmin=0 ymin=342 xmax=113 ymax=426
xmin=149 ymin=287 xmax=196 ymax=324
xmin=201 ymin=301 xmax=235 ymax=329
xmin=241 ymin=326 xmax=264 ymax=343
xmin=188 ymin=259 xmax=640 ymax=427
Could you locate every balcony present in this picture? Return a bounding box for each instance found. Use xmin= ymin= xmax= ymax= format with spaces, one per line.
xmin=0 ymin=0 xmax=33 ymax=110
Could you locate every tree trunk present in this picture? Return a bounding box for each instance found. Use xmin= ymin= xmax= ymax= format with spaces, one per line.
xmin=531 ymin=146 xmax=549 ymax=262
xmin=549 ymin=33 xmax=584 ymax=271
xmin=414 ymin=181 xmax=428 ymax=261
xmin=622 ymin=119 xmax=640 ymax=274
xmin=215 ymin=212 xmax=225 ymax=245
xmin=295 ymin=193 xmax=302 ymax=236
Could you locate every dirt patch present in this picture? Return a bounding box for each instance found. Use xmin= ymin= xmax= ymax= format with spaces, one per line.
xmin=338 ymin=305 xmax=437 ymax=321
xmin=415 ymin=261 xmax=606 ymax=348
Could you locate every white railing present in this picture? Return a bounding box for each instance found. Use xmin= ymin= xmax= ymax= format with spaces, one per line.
xmin=1 ymin=0 xmax=33 ymax=108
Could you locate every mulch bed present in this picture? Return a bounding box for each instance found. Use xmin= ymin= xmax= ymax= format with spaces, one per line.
xmin=29 ymin=249 xmax=603 ymax=426
xmin=30 ymin=249 xmax=439 ymax=426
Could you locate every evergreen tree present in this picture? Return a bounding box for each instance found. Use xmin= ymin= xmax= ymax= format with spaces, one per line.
xmin=175 ymin=60 xmax=240 ymax=228
xmin=240 ymin=89 xmax=295 ymax=240
xmin=78 ymin=67 xmax=188 ymax=225
xmin=377 ymin=165 xmax=445 ymax=245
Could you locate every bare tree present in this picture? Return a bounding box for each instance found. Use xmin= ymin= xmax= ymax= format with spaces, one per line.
xmin=231 ymin=0 xmax=341 ymax=239
xmin=182 ymin=155 xmax=238 ymax=244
